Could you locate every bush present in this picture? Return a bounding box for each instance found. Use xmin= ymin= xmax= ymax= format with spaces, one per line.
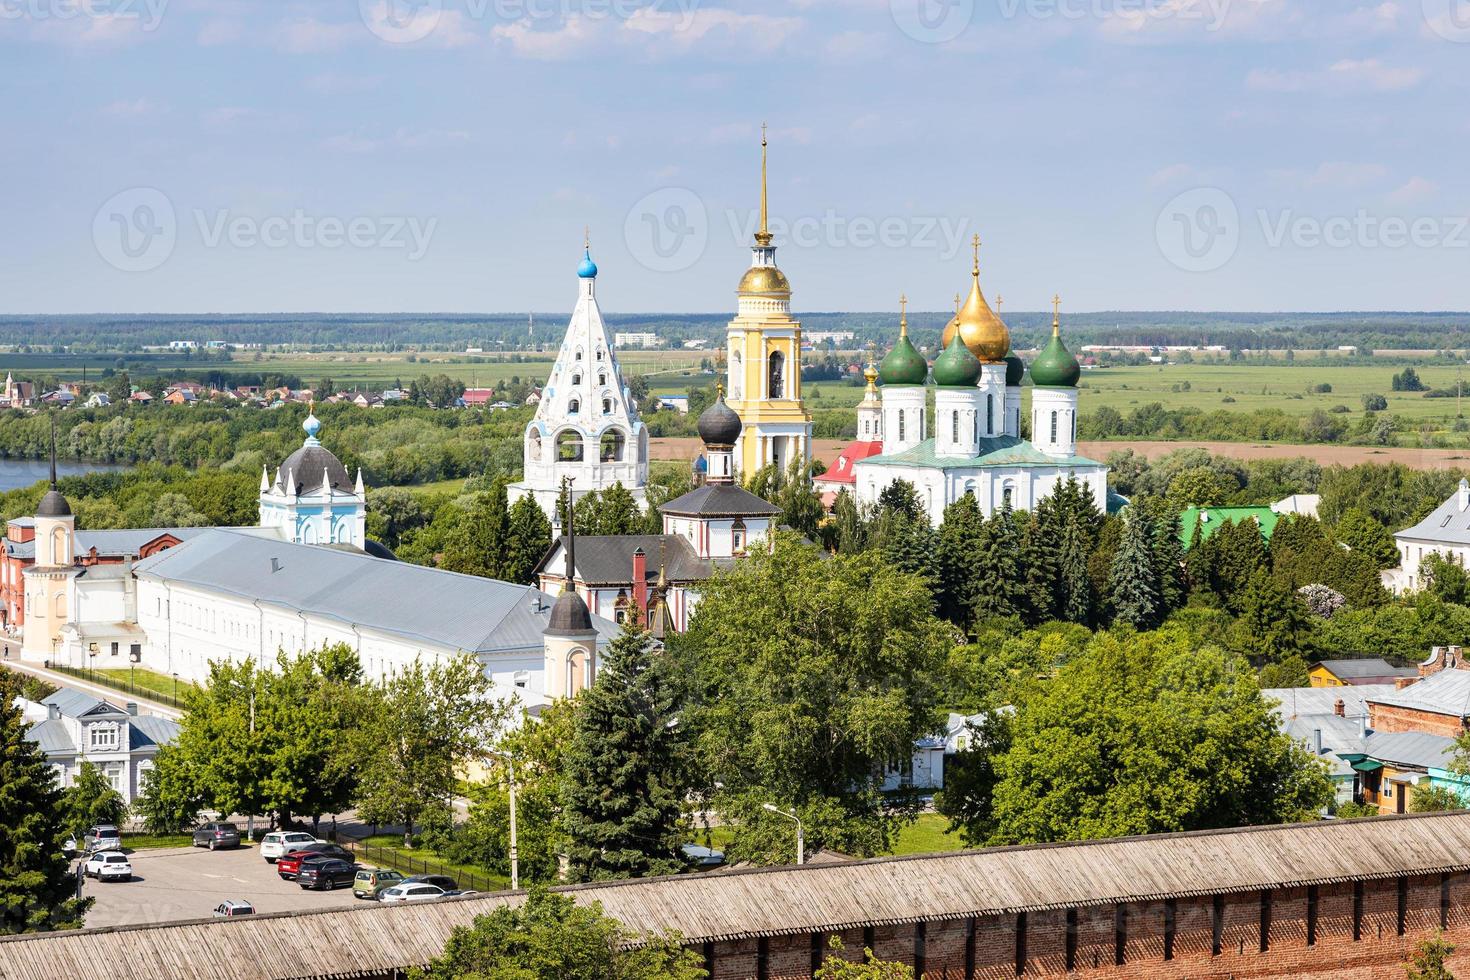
xmin=1361 ymin=393 xmax=1388 ymax=411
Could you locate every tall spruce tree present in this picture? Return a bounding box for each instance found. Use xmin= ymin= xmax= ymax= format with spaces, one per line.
xmin=564 ymin=620 xmax=688 ymax=881
xmin=504 ymin=495 xmax=553 ymax=585
xmin=972 ymin=506 xmax=1025 ymax=620
xmin=441 ymin=481 xmax=510 ymax=579
xmin=1059 ymin=517 xmax=1094 ymax=626
xmin=880 ymin=511 xmax=938 ymax=588
xmin=1145 ymin=497 xmax=1186 ymax=614
xmin=0 ymin=673 xmax=89 ymax=933
xmin=829 ymin=490 xmax=870 ymax=554
xmin=1020 ymin=504 xmax=1062 ymax=625
xmin=1109 ymin=508 xmax=1162 ymax=629
xmin=936 ymin=494 xmax=985 ymax=626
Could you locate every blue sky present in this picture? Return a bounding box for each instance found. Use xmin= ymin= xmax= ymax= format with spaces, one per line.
xmin=1 ymin=0 xmax=1466 ymax=314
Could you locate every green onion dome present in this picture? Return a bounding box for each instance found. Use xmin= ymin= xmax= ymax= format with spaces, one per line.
xmin=1029 ymin=321 xmax=1081 ymax=387
xmin=932 ymin=332 xmax=982 ymax=387
xmin=1004 ymin=351 xmax=1025 ymax=387
xmin=878 ymin=309 xmax=928 ymax=386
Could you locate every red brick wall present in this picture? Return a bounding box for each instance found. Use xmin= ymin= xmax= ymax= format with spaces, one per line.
xmin=714 ymin=873 xmax=1470 ymax=979
xmin=1368 ymin=702 xmax=1465 ymax=738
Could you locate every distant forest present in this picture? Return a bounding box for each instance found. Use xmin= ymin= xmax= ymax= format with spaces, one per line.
xmin=1 ymin=311 xmax=1468 ymax=354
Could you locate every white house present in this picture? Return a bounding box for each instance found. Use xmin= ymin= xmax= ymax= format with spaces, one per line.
xmin=1384 ymin=479 xmax=1470 ymax=593
xmin=20 ymin=687 xmax=178 ymax=804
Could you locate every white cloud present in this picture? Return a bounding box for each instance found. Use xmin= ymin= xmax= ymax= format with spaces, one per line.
xmin=277 ymin=18 xmax=359 ymax=54
xmin=492 ymin=8 xmax=803 ymax=61
xmin=490 ymin=14 xmax=605 ymax=60
xmin=14 ymin=12 xmax=157 ymax=47
xmin=1387 ymin=176 xmax=1438 ymax=205
xmin=1247 ymin=58 xmax=1425 ymax=93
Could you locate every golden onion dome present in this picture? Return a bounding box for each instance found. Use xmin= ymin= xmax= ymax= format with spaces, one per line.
xmin=738 ymin=264 xmax=791 ymax=297
xmin=941 ymin=236 xmax=1010 ymax=363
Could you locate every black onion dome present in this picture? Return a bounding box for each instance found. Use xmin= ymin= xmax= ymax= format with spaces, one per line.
xmin=37 ymin=489 xmax=71 ymax=517
xmin=279 ymin=445 xmax=352 ymax=496
xmin=697 ymin=392 xmax=743 ymax=447
xmin=1004 ymin=351 xmax=1025 ymax=387
xmin=546 ymin=589 xmax=595 ymax=636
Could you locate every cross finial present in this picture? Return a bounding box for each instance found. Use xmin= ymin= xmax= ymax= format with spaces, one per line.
xmin=761 ymin=121 xmax=768 ymax=146
xmin=954 ymin=292 xmax=961 ymax=315
xmin=716 ymin=381 xmax=725 ymax=399
xmin=1052 ymin=293 xmax=1062 ymax=334
xmin=996 ymin=293 xmax=1003 ymax=313
xmin=899 ymin=293 xmax=908 ymax=336
xmin=584 ymin=225 xmax=590 ymax=250
xmin=971 ymin=233 xmax=981 ymax=276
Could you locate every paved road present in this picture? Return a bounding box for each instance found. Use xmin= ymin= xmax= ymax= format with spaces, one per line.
xmin=0 ymin=646 xmax=182 ymax=720
xmin=82 ymin=845 xmax=366 ymax=928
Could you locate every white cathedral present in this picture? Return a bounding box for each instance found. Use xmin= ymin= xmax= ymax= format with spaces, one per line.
xmin=509 ymin=243 xmax=649 ymax=519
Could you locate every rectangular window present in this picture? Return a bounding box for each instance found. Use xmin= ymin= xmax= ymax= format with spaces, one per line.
xmin=1259 ymin=890 xmax=1272 ymax=952
xmin=1114 ymin=905 xmax=1127 ymax=967
xmin=1164 ymin=900 xmax=1177 ymax=960
xmin=1212 ymin=895 xmax=1225 ymax=956
xmin=810 ymin=934 xmax=824 ymax=974
xmin=1064 ymin=909 xmax=1077 ymax=972
xmin=1050 ymin=411 xmax=1058 ymax=442
xmin=1398 ymin=878 xmax=1408 ymax=936
xmin=987 ymin=394 xmax=994 ymax=434
xmin=1443 ymin=874 xmax=1452 ymax=930
xmin=952 ymin=412 xmax=959 ymax=444
xmin=898 ymin=414 xmax=905 ymax=442
xmin=914 ymin=921 xmax=926 ymax=978
xmin=1014 ymin=912 xmax=1026 ymax=977
xmin=88 ymin=725 xmax=118 ymax=751
xmin=1352 ymin=881 xmax=1364 ymax=941
xmin=756 ymin=937 xmax=768 ymax=980
xmin=1307 ymin=886 xmax=1319 ymax=946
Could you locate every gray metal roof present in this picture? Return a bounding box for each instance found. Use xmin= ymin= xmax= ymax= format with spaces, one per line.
xmin=43 ymin=688 xmax=111 ymax=720
xmin=1366 ymin=670 xmax=1470 ymax=718
xmin=129 ymin=715 xmax=179 ymax=752
xmin=1396 ymin=486 xmax=1470 ymax=544
xmin=1313 ymin=658 xmax=1416 ymax=680
xmin=1262 ymin=684 xmax=1398 ymax=720
xmin=544 ymin=534 xmax=713 ymax=586
xmin=74 ymin=528 xmax=209 ymax=558
xmin=26 ymin=719 xmax=74 ymax=755
xmin=132 ymin=530 xmax=616 ymax=656
xmin=1362 ymin=730 xmax=1456 ymax=770
xmin=659 ymin=484 xmax=780 ymax=518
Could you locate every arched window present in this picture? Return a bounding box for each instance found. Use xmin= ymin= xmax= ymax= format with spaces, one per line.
xmin=54 ymin=593 xmax=65 ymax=617
xmin=567 ymin=648 xmax=591 ymax=698
xmin=732 ymin=518 xmax=747 ymax=553
xmin=1002 ymin=485 xmax=1014 ymax=509
xmin=602 ymin=398 xmax=612 ymax=415
xmin=598 ymin=372 xmax=607 ymax=386
xmin=571 ymin=372 xmax=582 ymax=386
xmin=596 ymin=350 xmax=604 ymax=361
xmin=52 ymin=527 xmax=67 ymax=562
xmin=575 ymin=351 xmax=583 ymax=362
xmin=768 ymin=351 xmax=785 ymax=399
xmin=528 ymin=428 xmax=543 ymax=462
xmin=986 ymin=394 xmax=994 ymax=435
xmin=1050 ymin=411 xmax=1058 ymax=442
xmin=600 ymin=429 xmax=626 ymax=462
xmin=557 ymin=430 xmax=584 ymax=462
xmin=730 ymin=351 xmax=743 ymax=399
xmin=568 ymin=398 xmax=581 ymax=415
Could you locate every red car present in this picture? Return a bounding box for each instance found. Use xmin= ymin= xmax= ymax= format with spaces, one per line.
xmin=275 ymin=845 xmax=354 ymax=880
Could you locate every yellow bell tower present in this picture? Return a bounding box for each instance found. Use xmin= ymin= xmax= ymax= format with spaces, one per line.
xmin=725 ymin=126 xmax=813 ymax=477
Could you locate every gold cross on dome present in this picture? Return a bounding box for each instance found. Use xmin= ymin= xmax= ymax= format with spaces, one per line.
xmin=761 ymin=121 xmax=768 ymax=146
xmin=996 ymin=294 xmax=1003 ymax=313
xmin=1052 ymin=294 xmax=1061 ymax=317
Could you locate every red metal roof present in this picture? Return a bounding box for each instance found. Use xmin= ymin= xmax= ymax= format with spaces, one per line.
xmin=815 ymin=440 xmax=883 ymax=486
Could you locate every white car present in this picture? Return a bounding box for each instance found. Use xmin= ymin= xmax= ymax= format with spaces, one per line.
xmin=378 ymin=883 xmax=446 ymax=904
xmin=83 ymin=851 xmax=133 ymax=882
xmin=83 ymin=826 xmax=122 ymax=854
xmin=259 ymin=831 xmax=321 ymax=864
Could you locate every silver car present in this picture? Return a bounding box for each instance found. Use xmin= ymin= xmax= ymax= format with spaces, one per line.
xmin=378 ymin=883 xmax=447 ymax=903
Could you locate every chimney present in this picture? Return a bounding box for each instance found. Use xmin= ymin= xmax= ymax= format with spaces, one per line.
xmin=1451 ymin=645 xmax=1465 ymax=671
xmin=1422 ymin=646 xmax=1445 ymax=678
xmin=1333 ymin=697 xmax=1346 ymax=717
xmin=1395 ymin=676 xmax=1416 ymax=690
xmin=1459 ymin=478 xmax=1469 ymax=511
xmin=1313 ymin=728 xmax=1323 ymax=756
xmin=126 ymin=702 xmax=138 ymax=716
xmin=631 ymin=547 xmax=648 ymax=620
xmin=48 ymin=703 xmax=60 ymax=721
xmin=270 ymin=557 xmax=281 ymax=574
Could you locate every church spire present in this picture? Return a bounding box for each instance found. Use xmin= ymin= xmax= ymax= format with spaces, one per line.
xmin=48 ymin=413 xmax=57 ymax=489
xmin=755 ymin=123 xmax=772 ymax=247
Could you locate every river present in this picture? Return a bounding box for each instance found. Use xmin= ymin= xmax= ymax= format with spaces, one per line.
xmin=0 ymin=458 xmax=129 ymax=494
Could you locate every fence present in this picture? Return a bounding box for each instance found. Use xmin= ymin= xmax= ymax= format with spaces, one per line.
xmin=40 ymin=661 xmax=189 ymax=710
xmin=338 ymin=832 xmax=504 ymax=894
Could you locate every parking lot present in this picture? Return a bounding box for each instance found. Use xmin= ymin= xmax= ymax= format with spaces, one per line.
xmin=82 ymin=844 xmax=366 ymax=928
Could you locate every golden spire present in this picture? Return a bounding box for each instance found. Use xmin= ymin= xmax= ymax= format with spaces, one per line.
xmin=755 ymin=123 xmax=772 ymax=247
xmin=899 ymin=293 xmax=909 ymax=337
xmin=971 ymin=233 xmax=981 ymax=278
xmin=1052 ymin=293 xmax=1062 ymax=336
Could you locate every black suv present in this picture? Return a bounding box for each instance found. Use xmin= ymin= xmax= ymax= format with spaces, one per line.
xmin=192 ymin=822 xmax=242 ymax=851
xmin=297 ymin=858 xmax=358 ymax=891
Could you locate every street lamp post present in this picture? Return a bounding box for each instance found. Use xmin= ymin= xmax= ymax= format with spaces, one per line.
xmin=488 ymin=751 xmax=519 ymax=890
xmin=761 ymin=803 xmax=804 ymax=866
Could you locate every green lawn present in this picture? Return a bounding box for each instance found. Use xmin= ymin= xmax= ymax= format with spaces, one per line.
xmin=92 ymin=667 xmax=198 ymax=703
xmin=696 ymin=813 xmax=964 ymax=860
xmin=122 ymin=833 xmax=195 ymax=851
xmin=355 ymin=833 xmax=511 ymax=892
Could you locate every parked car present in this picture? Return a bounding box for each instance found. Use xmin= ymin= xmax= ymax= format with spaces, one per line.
xmin=297 ymin=858 xmax=358 ymax=891
xmin=353 ymin=868 xmax=406 ymax=900
xmin=276 ymin=845 xmax=354 ymax=880
xmin=402 ymin=874 xmax=458 ymax=892
xmin=62 ymin=834 xmax=79 ymax=856
xmin=259 ymin=831 xmax=320 ymax=863
xmin=212 ymin=900 xmax=255 ymax=918
xmin=192 ymin=822 xmax=242 ymax=851
xmin=83 ymin=851 xmax=133 ymax=882
xmin=378 ymin=882 xmax=448 ymax=904
xmin=81 ymin=825 xmax=123 ymax=854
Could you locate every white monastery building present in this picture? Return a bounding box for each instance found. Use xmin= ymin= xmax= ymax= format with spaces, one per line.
xmin=1384 ymin=479 xmax=1470 ymax=593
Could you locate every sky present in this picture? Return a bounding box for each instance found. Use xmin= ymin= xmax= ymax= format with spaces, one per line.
xmin=1 ymin=0 xmax=1467 ymax=314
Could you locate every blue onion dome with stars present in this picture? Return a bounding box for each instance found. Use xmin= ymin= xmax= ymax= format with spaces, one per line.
xmin=577 ymin=248 xmax=598 ymax=279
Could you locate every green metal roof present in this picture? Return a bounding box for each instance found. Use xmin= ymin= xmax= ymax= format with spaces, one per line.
xmin=860 ymin=437 xmax=1104 ymax=471
xmin=1178 ymin=506 xmax=1279 ymax=548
